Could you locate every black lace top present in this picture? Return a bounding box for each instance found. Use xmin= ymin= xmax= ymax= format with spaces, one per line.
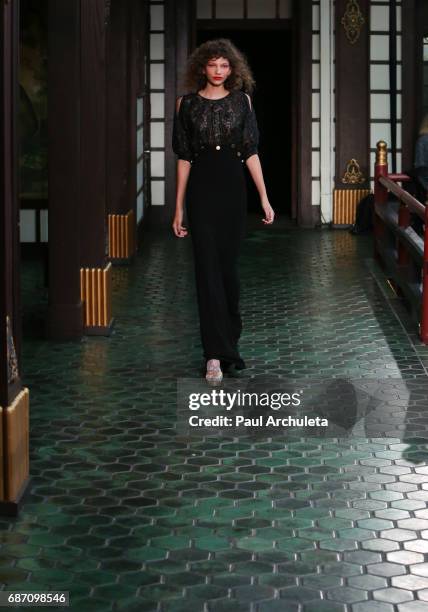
xmin=172 ymin=90 xmax=259 ymax=163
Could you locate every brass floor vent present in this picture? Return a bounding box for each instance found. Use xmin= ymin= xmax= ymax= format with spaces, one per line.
xmin=333 ymin=189 xmax=371 ymax=226
xmin=108 ymin=210 xmax=135 ymax=259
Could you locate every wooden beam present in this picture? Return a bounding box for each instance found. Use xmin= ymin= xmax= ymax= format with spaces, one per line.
xmin=0 ymin=0 xmax=30 ymax=516
xmin=80 ymin=0 xmax=108 ymax=268
xmin=402 ymin=0 xmax=417 ymax=170
xmin=106 ymin=0 xmax=129 ymax=216
xmin=296 ymin=0 xmax=313 ymax=227
xmin=334 ymin=0 xmax=370 ymax=190
xmin=164 ymin=0 xmax=194 ymax=228
xmin=47 ymin=0 xmax=83 ymax=339
xmin=127 ymin=0 xmax=138 ymax=233
xmin=0 ymin=0 xmax=22 ymax=404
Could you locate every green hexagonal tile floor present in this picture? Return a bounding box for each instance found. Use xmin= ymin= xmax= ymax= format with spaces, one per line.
xmin=6 ymin=220 xmax=428 ymax=611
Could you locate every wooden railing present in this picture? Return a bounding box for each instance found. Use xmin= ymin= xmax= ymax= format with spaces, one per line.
xmin=373 ymin=140 xmax=428 ymax=343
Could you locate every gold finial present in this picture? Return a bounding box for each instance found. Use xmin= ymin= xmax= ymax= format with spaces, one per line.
xmin=376 ymin=141 xmax=387 ymax=166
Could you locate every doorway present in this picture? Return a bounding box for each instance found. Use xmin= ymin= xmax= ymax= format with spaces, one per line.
xmin=19 ymin=0 xmax=49 ymax=340
xmin=196 ymin=28 xmax=293 ymax=217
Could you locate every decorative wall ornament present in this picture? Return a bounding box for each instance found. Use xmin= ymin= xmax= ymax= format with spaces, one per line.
xmin=342 ymin=158 xmax=365 ymax=184
xmin=341 ymin=0 xmax=365 ymax=45
xmin=6 ymin=315 xmax=19 ymax=384
xmin=104 ymin=0 xmax=111 ymax=26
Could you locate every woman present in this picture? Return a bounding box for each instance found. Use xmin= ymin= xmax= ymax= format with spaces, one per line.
xmin=172 ymin=39 xmax=274 ymax=383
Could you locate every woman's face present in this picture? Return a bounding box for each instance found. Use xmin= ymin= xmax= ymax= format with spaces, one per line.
xmin=203 ymin=56 xmax=232 ymax=87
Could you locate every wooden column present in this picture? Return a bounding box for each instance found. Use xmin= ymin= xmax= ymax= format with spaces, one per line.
xmin=47 ymin=0 xmax=113 ymax=336
xmin=106 ymin=0 xmax=136 ymax=263
xmin=126 ymin=0 xmax=139 ymax=251
xmin=0 ymin=0 xmax=30 ymax=515
xmin=295 ymin=0 xmax=314 ymax=227
xmin=135 ymin=0 xmax=151 ymax=243
xmin=333 ymin=0 xmax=370 ymax=226
xmin=402 ymin=0 xmax=417 ymax=170
xmin=47 ymin=0 xmax=84 ymax=339
xmin=79 ymin=0 xmax=113 ymax=334
xmin=164 ymin=0 xmax=194 ymax=228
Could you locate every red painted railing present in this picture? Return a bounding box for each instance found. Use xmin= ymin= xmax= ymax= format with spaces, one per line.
xmin=374 ymin=141 xmax=428 ymax=343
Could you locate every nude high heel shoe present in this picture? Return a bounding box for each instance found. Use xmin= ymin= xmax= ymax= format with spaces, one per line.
xmin=205 ymin=359 xmax=223 ymax=383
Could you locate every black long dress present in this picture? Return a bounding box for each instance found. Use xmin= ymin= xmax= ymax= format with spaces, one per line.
xmin=172 ymin=89 xmax=259 ymax=371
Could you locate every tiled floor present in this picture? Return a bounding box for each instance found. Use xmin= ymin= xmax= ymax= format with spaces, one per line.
xmin=5 ymin=217 xmax=428 ymax=611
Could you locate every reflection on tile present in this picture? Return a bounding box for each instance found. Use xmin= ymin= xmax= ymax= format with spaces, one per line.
xmin=15 ymin=223 xmax=428 ymax=609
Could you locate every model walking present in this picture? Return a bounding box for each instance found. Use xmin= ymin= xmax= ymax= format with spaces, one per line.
xmin=172 ymin=39 xmax=274 ymax=383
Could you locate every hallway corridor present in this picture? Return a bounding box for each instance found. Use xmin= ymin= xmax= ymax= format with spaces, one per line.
xmin=7 ymin=222 xmax=428 ymax=611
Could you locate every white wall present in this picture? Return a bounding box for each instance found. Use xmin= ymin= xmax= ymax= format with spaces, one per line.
xmin=369 ymin=0 xmax=402 ymax=186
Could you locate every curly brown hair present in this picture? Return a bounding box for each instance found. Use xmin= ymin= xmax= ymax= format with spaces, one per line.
xmin=184 ymin=38 xmax=255 ymax=94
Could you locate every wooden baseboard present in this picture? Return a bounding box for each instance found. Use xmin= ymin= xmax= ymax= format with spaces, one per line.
xmin=80 ymin=262 xmax=113 ymax=332
xmin=1 ymin=388 xmax=30 ymax=506
xmin=108 ymin=210 xmax=136 ymax=259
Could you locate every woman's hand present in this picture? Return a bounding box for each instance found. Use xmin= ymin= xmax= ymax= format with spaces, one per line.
xmin=261 ymin=196 xmax=275 ymax=225
xmin=172 ymin=209 xmax=188 ymax=237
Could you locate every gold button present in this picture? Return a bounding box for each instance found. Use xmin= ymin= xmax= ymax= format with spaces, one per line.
xmin=215 ymin=145 xmax=221 ymax=150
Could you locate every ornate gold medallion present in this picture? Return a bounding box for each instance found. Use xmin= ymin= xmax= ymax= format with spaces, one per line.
xmin=341 ymin=0 xmax=365 ymax=45
xmin=342 ymin=158 xmax=365 ymax=184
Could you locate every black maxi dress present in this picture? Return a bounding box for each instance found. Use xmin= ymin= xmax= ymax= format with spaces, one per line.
xmin=172 ymin=90 xmax=259 ymax=371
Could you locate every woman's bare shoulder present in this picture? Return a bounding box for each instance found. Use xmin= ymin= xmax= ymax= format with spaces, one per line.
xmin=176 ymin=96 xmax=183 ymax=113
xmin=176 ymin=93 xmax=195 ymax=112
xmin=243 ymin=92 xmax=252 ymax=110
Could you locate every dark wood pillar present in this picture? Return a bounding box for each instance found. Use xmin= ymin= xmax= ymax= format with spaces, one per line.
xmin=106 ymin=0 xmax=136 ymax=262
xmin=333 ymin=0 xmax=371 ymax=226
xmin=0 ymin=0 xmax=30 ymax=515
xmin=164 ymin=0 xmax=194 ymax=227
xmin=295 ymin=0 xmax=313 ymax=227
xmin=107 ymin=0 xmax=128 ymax=217
xmin=127 ymin=0 xmax=138 ymax=242
xmin=402 ymin=0 xmax=417 ymax=170
xmin=47 ymin=0 xmax=83 ymax=339
xmin=47 ymin=0 xmax=112 ymax=337
xmin=143 ymin=1 xmax=151 ymax=218
xmin=79 ymin=0 xmax=113 ymax=333
xmin=1 ymin=0 xmax=21 ymax=402
xmin=80 ymin=0 xmax=107 ymax=268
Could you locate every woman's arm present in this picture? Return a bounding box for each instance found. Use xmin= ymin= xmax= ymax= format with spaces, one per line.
xmin=246 ymin=155 xmax=275 ymax=224
xmin=242 ymin=94 xmax=274 ymax=225
xmin=172 ymin=96 xmax=192 ymax=237
xmin=173 ymin=159 xmax=191 ymax=237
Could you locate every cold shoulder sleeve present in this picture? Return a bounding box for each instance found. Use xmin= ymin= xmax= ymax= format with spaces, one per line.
xmin=242 ymin=95 xmax=259 ymax=161
xmin=172 ymin=97 xmax=193 ymax=162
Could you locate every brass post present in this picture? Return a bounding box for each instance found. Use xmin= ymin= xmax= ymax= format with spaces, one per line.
xmin=376 ymin=141 xmax=388 ymax=167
